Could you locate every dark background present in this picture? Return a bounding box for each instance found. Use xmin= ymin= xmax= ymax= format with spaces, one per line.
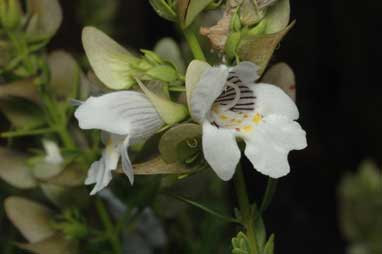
xmin=49 ymin=1 xmax=382 ymax=253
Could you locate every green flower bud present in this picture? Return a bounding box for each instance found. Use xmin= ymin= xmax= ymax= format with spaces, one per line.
xmin=224 ymin=31 xmax=241 ymax=60
xmin=231 ymin=11 xmax=242 ymax=32
xmin=141 ymin=49 xmax=164 ymax=65
xmin=0 ymin=0 xmax=22 ymax=30
xmin=146 ymin=65 xmax=179 ymax=83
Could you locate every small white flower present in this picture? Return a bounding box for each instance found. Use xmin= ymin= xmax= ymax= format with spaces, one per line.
xmin=75 ymin=91 xmax=164 ymax=195
xmin=43 ymin=139 xmax=64 ymax=165
xmin=186 ymin=61 xmax=307 ymax=180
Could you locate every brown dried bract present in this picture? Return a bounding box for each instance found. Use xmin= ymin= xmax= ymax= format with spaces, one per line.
xmin=200 ymin=10 xmax=233 ymax=51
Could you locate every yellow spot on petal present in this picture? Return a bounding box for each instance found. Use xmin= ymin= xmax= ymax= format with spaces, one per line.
xmin=212 ymin=106 xmax=219 ymax=114
xmin=235 ymin=120 xmax=242 ymax=124
xmin=252 ymin=113 xmax=262 ymax=124
xmin=242 ymin=125 xmax=253 ymax=133
xmin=243 ymin=114 xmax=249 ymax=119
xmin=220 ymin=115 xmax=228 ymax=120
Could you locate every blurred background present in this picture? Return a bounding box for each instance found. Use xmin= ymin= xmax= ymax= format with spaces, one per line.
xmin=1 ymin=0 xmax=382 ymax=253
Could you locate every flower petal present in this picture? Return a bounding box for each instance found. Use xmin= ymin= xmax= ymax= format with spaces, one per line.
xmin=202 ymin=121 xmax=241 ymax=181
xmin=185 ymin=60 xmax=211 ymax=109
xmin=82 ymin=26 xmax=138 ymax=90
xmin=253 ymin=83 xmax=299 ymax=120
xmin=74 ymin=91 xmax=164 ymax=138
xmin=87 ymin=147 xmax=120 ymax=195
xmin=190 ymin=66 xmax=229 ymax=123
xmin=119 ymin=137 xmax=134 ymax=184
xmin=91 ymin=159 xmax=113 ymax=195
xmin=244 ymin=115 xmax=307 ymax=178
xmin=229 ymin=61 xmax=259 ymax=83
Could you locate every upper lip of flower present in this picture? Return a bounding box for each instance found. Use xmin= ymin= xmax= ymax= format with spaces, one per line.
xmin=74 ymin=90 xmax=165 ymax=195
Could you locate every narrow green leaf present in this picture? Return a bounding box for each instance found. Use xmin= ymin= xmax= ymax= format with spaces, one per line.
xmin=165 ymin=193 xmax=240 ymax=223
xmin=253 ymin=216 xmax=267 ymax=250
xmin=263 ymin=234 xmax=275 ymax=254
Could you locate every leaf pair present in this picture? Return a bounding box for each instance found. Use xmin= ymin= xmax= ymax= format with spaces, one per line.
xmin=4 ymin=196 xmax=79 ymax=254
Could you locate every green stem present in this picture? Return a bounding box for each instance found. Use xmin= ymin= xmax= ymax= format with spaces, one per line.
xmin=168 ymin=86 xmax=187 ymax=92
xmin=95 ymin=198 xmax=122 ymax=254
xmin=183 ymin=28 xmax=206 ymax=61
xmin=1 ymin=128 xmax=55 ymax=138
xmin=56 ymin=125 xmax=76 ymax=150
xmin=7 ymin=31 xmax=35 ymax=74
xmin=165 ymin=193 xmax=240 ymax=224
xmin=259 ymin=178 xmax=278 ymax=213
xmin=233 ymin=165 xmax=259 ymax=254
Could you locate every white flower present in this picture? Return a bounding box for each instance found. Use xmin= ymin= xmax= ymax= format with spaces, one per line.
xmin=186 ymin=61 xmax=307 ymax=180
xmin=75 ymin=91 xmax=164 ymax=195
xmin=42 ymin=140 xmax=64 ymax=165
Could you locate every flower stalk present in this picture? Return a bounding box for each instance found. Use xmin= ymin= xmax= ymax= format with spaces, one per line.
xmin=95 ymin=198 xmax=122 ymax=254
xmin=234 ymin=164 xmax=259 ymax=254
xmin=183 ymin=27 xmax=206 ymax=61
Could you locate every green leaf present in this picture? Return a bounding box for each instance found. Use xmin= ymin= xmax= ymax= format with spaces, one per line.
xmin=118 ymin=156 xmax=192 ymax=175
xmin=261 ymin=62 xmax=296 ymax=101
xmin=232 ymin=231 xmax=250 ymax=254
xmin=0 ymin=147 xmax=37 ymax=189
xmin=16 ymin=233 xmax=79 ymax=254
xmin=32 ymin=159 xmax=64 ymax=181
xmin=0 ymin=78 xmax=40 ymax=103
xmin=264 ymin=0 xmax=290 ymax=34
xmin=47 ymin=50 xmax=82 ymax=100
xmin=154 ymin=38 xmax=186 ymax=73
xmin=26 ymin=0 xmax=63 ymax=40
xmin=45 ymin=164 xmax=86 ymax=187
xmin=177 ymin=0 xmax=214 ymax=28
xmin=263 ymin=234 xmax=275 ymax=254
xmin=149 ymin=0 xmax=177 ymax=22
xmin=82 ymin=26 xmax=140 ymax=90
xmin=253 ymin=216 xmax=267 ymax=250
xmin=40 ymin=184 xmax=90 ymax=209
xmin=136 ymin=78 xmax=188 ymax=125
xmin=237 ymin=21 xmax=295 ymax=75
xmin=4 ymin=196 xmax=55 ymax=243
xmin=225 ymin=31 xmax=241 ymax=60
xmin=159 ymin=123 xmax=202 ymax=163
xmin=0 ymin=97 xmax=45 ymax=129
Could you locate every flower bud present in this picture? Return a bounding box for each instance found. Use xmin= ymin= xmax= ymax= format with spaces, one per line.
xmin=145 ymin=65 xmax=179 ymax=83
xmin=224 ymin=31 xmax=241 ymax=59
xmin=0 ymin=0 xmax=22 ymax=30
